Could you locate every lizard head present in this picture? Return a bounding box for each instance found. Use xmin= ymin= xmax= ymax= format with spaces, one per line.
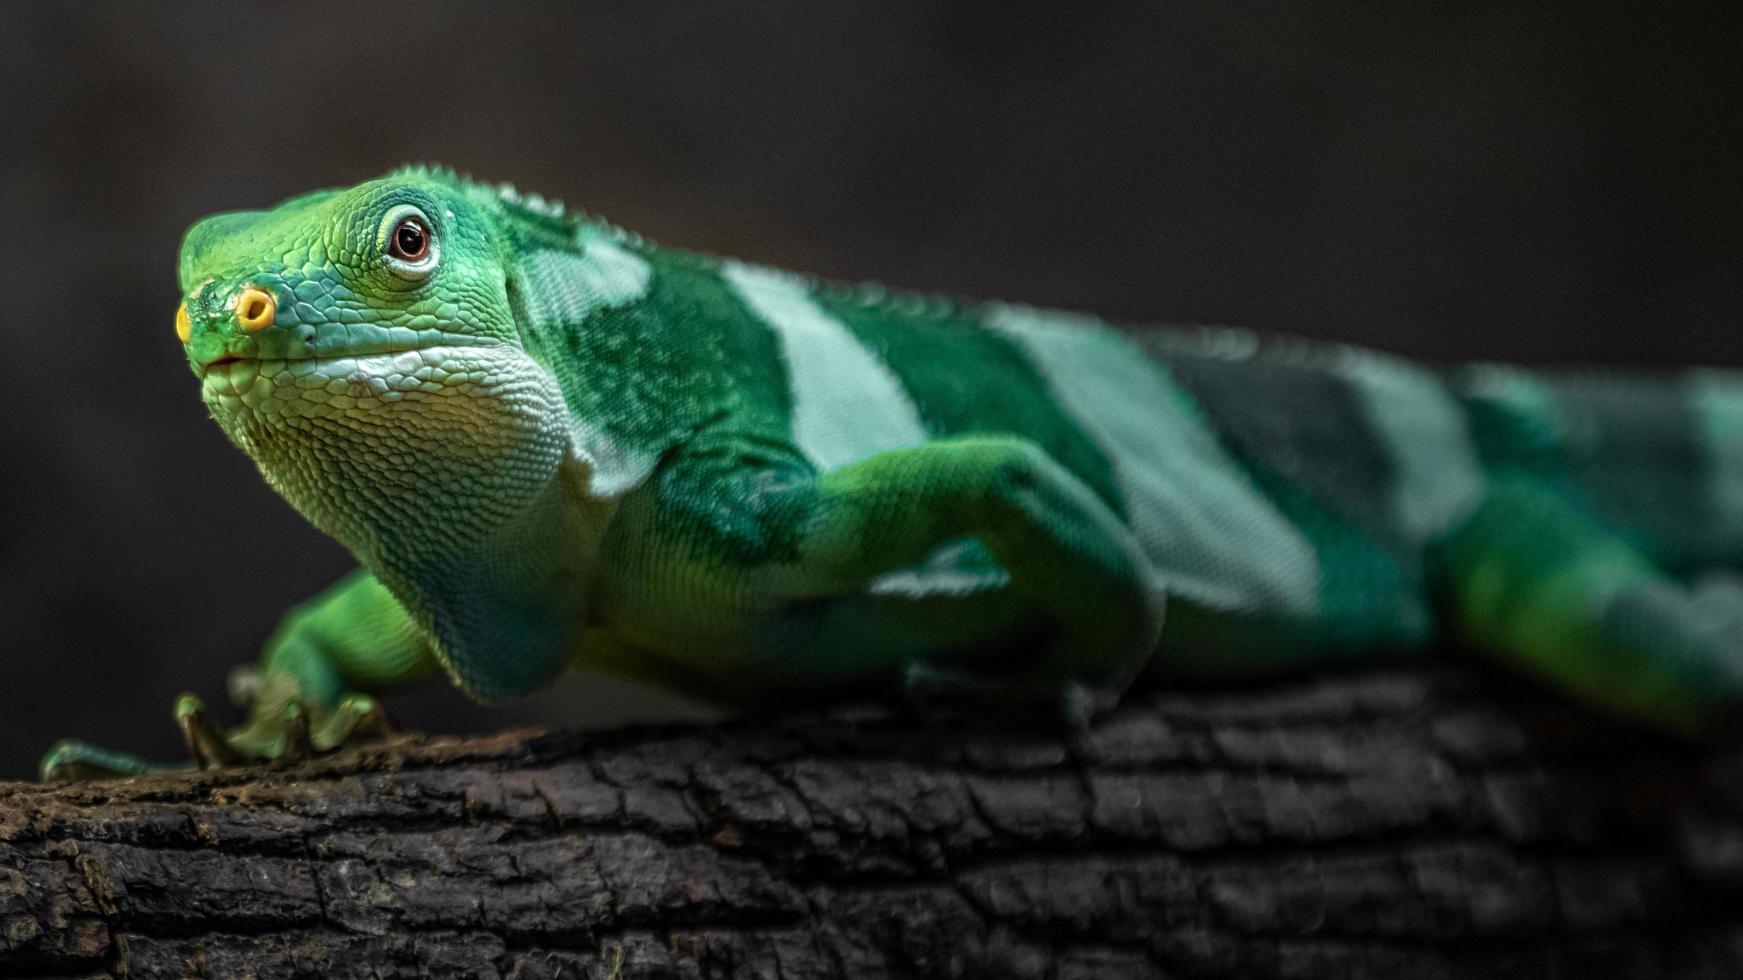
xmin=176 ymin=168 xmax=525 ymax=374
xmin=174 ymin=168 xmax=571 ymax=570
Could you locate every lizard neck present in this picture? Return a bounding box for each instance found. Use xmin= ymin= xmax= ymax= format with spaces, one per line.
xmin=204 ymin=344 xmax=610 ymax=685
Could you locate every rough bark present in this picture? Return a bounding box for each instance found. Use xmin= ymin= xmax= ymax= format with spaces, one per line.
xmin=2 ymin=667 xmax=1741 ymax=979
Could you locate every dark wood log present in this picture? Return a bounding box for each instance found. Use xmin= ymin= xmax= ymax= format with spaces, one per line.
xmin=2 ymin=666 xmax=1741 ymax=979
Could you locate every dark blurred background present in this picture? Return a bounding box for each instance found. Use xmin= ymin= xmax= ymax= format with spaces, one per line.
xmin=1 ymin=1 xmax=1738 ymax=779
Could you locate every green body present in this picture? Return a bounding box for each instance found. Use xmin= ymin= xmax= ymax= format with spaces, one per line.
xmin=42 ymin=168 xmax=1743 ymax=776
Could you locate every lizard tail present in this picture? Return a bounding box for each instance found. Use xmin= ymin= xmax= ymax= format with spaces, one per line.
xmin=1455 ymin=364 xmax=1743 ymax=572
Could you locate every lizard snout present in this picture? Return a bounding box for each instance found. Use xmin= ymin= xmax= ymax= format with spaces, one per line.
xmin=175 ymin=284 xmax=277 ymax=345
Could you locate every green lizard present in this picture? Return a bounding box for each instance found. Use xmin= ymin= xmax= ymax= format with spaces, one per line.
xmin=41 ymin=166 xmax=1743 ymax=778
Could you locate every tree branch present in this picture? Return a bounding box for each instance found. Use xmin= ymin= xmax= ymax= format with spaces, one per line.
xmin=2 ymin=666 xmax=1741 ymax=978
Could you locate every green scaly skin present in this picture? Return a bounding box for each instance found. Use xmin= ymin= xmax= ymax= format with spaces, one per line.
xmin=41 ymin=168 xmax=1743 ymax=779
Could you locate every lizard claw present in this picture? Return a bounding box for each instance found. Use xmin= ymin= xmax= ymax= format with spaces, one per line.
xmin=224 ymin=676 xmax=394 ymax=764
xmin=278 ymin=700 xmax=315 ymax=762
xmin=176 ymin=692 xmax=242 ymax=769
xmin=315 ymin=693 xmax=393 ymax=751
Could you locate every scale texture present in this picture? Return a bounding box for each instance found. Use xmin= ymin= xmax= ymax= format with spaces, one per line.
xmin=41 ymin=164 xmax=1743 ymax=774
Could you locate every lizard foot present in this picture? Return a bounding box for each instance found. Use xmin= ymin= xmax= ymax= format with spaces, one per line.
xmin=39 ymin=674 xmax=393 ymax=782
xmin=181 ymin=671 xmax=394 ymax=769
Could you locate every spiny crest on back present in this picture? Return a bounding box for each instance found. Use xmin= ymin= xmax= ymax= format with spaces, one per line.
xmin=388 ymin=162 xmax=573 ymax=221
xmin=383 ymin=164 xmax=955 ymax=316
xmin=391 ymin=161 xmax=464 ymax=185
xmin=386 ymin=163 xmax=652 ymax=252
xmin=493 ymin=179 xmax=569 ymax=221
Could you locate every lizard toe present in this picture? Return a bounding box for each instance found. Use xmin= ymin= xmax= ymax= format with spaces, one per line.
xmin=38 ymin=739 xmax=185 ymax=782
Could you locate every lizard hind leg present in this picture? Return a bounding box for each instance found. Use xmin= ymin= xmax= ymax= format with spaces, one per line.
xmin=1436 ymin=474 xmax=1743 ymax=735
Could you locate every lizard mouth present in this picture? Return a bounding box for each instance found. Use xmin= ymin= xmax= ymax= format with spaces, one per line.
xmin=195 ymin=333 xmax=496 ymax=376
xmin=197 ymin=347 xmax=420 ymax=378
xmin=199 ymin=349 xmax=418 ymax=374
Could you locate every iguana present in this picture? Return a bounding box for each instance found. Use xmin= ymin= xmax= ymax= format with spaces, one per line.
xmin=41 ymin=166 xmax=1743 ymax=778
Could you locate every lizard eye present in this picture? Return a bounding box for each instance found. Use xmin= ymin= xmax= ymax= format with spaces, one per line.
xmin=379 ymin=205 xmax=439 ymax=280
xmin=390 ymin=218 xmax=428 ymax=261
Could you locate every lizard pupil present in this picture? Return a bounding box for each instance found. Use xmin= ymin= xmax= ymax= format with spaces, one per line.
xmin=390 ymin=218 xmax=428 ymax=261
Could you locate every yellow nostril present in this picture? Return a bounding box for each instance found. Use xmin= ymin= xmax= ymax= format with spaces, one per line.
xmin=235 ymin=287 xmax=276 ymax=331
xmin=175 ymin=303 xmax=192 ymax=344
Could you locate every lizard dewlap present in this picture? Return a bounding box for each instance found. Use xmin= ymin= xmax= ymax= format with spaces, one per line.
xmin=39 ymin=165 xmax=1743 ymax=778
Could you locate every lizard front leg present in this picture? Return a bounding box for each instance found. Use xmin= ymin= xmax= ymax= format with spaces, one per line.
xmin=41 ymin=570 xmax=436 ymax=779
xmin=611 ymin=433 xmax=1165 ymax=715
